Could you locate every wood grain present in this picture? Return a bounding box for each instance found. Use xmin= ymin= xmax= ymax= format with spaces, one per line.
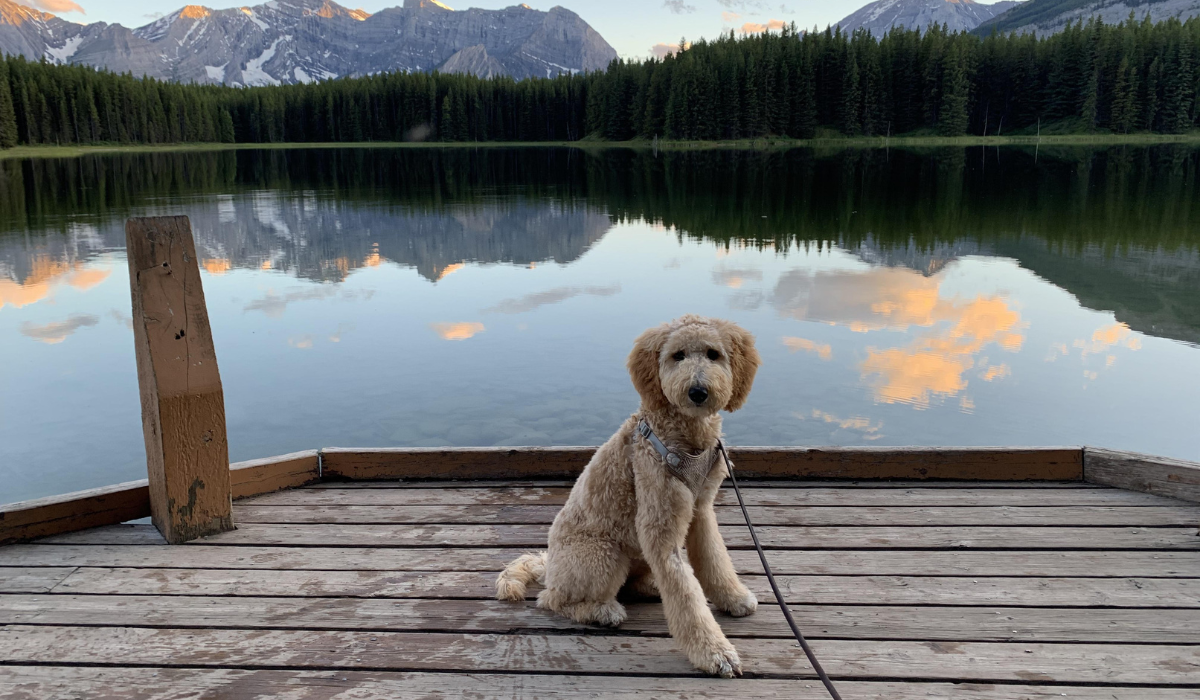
xmin=232 ymin=503 xmax=1200 ymax=526
xmin=3 ymin=595 xmax=1195 ymax=643
xmin=7 ymin=667 xmax=1199 ymax=700
xmin=1086 ymin=448 xmax=1200 ymax=504
xmin=320 ymin=447 xmax=1085 ymax=481
xmin=6 ymin=545 xmax=1196 ymax=577
xmin=3 ymin=626 xmax=1197 ymax=683
xmin=0 ymin=481 xmax=150 ymax=545
xmin=126 ymin=216 xmax=232 ymax=544
xmin=230 ymin=450 xmax=320 ymax=500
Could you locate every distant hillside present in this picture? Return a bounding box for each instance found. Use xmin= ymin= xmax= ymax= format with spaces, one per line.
xmin=0 ymin=0 xmax=617 ymax=84
xmin=973 ymin=0 xmax=1200 ymax=35
xmin=838 ymin=0 xmax=1022 ymax=34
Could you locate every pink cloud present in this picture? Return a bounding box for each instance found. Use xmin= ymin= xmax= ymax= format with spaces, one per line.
xmin=721 ymin=11 xmax=741 ymax=22
xmin=29 ymin=0 xmax=85 ymax=14
xmin=650 ymin=42 xmax=690 ymax=59
xmin=741 ymin=19 xmax=786 ymax=34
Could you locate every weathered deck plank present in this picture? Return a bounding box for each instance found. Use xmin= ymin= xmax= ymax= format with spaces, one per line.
xmin=232 ymin=503 xmax=1200 ymax=526
xmin=23 ymin=567 xmax=1200 ymax=607
xmin=6 ymin=545 xmax=1196 ymax=577
xmin=3 ymin=626 xmax=1196 ymax=684
xmin=6 ymin=667 xmax=1196 ymax=700
xmin=248 ymin=485 xmax=1180 ymax=506
xmin=4 ymin=594 xmax=1195 ymax=642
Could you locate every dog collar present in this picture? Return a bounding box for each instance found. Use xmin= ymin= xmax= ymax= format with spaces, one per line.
xmin=637 ymin=419 xmax=683 ymax=468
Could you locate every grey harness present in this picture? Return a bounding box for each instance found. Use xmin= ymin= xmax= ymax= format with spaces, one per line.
xmin=636 ymin=419 xmax=717 ymax=494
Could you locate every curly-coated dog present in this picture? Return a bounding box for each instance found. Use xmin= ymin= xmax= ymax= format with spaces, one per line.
xmin=496 ymin=314 xmax=761 ymax=677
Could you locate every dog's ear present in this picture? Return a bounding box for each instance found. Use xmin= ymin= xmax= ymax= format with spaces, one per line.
xmin=721 ymin=321 xmax=761 ymax=412
xmin=627 ymin=323 xmax=671 ymax=411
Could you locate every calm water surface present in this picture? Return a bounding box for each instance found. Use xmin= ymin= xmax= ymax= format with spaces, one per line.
xmin=2 ymin=146 xmax=1198 ymax=502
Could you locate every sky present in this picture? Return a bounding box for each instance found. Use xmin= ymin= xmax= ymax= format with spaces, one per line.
xmin=20 ymin=0 xmax=910 ymax=59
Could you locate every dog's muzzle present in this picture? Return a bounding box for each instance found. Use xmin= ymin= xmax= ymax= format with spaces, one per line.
xmin=687 ymin=385 xmax=709 ymax=405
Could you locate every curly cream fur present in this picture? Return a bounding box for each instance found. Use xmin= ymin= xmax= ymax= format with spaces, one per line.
xmin=496 ymin=315 xmax=762 ymax=678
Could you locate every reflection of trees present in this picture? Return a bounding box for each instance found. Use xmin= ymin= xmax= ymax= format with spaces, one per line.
xmin=1 ymin=145 xmax=1198 ymax=341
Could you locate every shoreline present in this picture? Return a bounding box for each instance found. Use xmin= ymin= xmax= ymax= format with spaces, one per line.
xmin=2 ymin=132 xmax=1199 ymax=160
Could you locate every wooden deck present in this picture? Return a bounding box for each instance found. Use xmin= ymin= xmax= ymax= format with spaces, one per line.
xmin=1 ymin=478 xmax=1198 ymax=698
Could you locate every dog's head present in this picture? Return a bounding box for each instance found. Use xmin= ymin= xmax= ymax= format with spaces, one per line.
xmin=627 ymin=315 xmax=761 ymax=417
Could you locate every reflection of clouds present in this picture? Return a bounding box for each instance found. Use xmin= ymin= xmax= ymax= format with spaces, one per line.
xmin=243 ymin=286 xmax=372 ymax=318
xmin=0 ymin=257 xmax=110 ymax=309
xmin=796 ymin=409 xmax=884 ymax=440
xmin=1048 ymin=322 xmax=1142 ymax=385
xmin=981 ymin=364 xmax=1011 ymax=381
xmin=771 ymin=266 xmax=1024 ymax=409
xmin=483 ymin=286 xmax=619 ymax=315
xmin=435 ymin=263 xmax=464 ymax=280
xmin=203 ymin=258 xmax=232 ymax=275
xmin=728 ymin=290 xmax=763 ymax=310
xmin=782 ymin=336 xmax=832 ymax=360
xmin=288 ymin=336 xmax=313 ymax=349
xmin=329 ymin=323 xmax=354 ymax=343
xmin=108 ymin=309 xmax=133 ymax=329
xmin=432 ymin=322 xmax=485 ymax=340
xmin=20 ymin=314 xmax=99 ymax=344
xmin=712 ymin=267 xmax=762 ymax=289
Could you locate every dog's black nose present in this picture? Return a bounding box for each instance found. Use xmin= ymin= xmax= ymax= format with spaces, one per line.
xmin=688 ymin=386 xmax=709 ymax=405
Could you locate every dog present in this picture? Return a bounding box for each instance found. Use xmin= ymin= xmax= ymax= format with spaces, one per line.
xmin=496 ymin=314 xmax=761 ymax=677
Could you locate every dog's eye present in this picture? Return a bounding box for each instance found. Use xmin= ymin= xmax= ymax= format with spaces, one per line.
xmin=707 ymin=349 xmax=720 ymax=361
xmin=672 ymin=350 xmax=686 ymax=362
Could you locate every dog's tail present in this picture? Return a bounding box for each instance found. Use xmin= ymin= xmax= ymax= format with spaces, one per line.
xmin=496 ymin=551 xmax=547 ymax=601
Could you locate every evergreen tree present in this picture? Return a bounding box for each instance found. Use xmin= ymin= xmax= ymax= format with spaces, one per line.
xmin=0 ymin=60 xmax=18 ymax=149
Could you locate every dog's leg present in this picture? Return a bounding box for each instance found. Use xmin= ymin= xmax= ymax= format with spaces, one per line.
xmin=636 ymin=483 xmax=742 ymax=678
xmin=687 ymin=502 xmax=757 ymax=617
xmin=537 ymin=537 xmax=629 ymax=627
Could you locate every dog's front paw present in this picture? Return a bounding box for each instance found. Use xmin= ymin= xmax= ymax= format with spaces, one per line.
xmin=694 ymin=644 xmax=743 ymax=678
xmin=723 ymin=589 xmax=758 ymax=617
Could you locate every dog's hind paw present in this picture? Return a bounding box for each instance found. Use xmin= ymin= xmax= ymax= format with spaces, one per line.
xmin=724 ymin=589 xmax=758 ymax=618
xmin=695 ymin=645 xmax=743 ymax=678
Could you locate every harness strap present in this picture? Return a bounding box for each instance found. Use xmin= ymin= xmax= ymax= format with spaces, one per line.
xmin=637 ymin=419 xmax=683 ymax=468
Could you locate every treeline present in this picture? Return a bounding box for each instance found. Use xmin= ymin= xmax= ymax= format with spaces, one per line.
xmin=0 ymin=14 xmax=1198 ymax=149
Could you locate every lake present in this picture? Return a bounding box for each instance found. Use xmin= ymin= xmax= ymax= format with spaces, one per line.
xmin=1 ymin=145 xmax=1198 ymax=503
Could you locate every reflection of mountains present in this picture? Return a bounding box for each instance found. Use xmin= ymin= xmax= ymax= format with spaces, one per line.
xmin=0 ymin=196 xmax=613 ymax=287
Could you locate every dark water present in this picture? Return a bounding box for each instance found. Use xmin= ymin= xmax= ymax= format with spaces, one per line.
xmin=2 ymin=145 xmax=1199 ymax=502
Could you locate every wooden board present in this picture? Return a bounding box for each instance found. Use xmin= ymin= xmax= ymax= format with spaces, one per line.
xmin=307 ymin=479 xmax=1103 ymax=490
xmin=126 ymin=216 xmax=233 ymax=544
xmin=321 ymin=447 xmax=1085 ymax=481
xmin=3 ymin=595 xmax=1195 ymax=643
xmin=231 ymin=504 xmax=1200 ymax=526
xmin=1086 ymin=448 xmax=1200 ymax=504
xmin=26 ymin=567 xmax=1200 ymax=607
xmin=6 ymin=667 xmax=1196 ymax=700
xmin=0 ymin=568 xmax=76 ymax=593
xmin=247 ymin=485 xmax=1178 ymax=507
xmin=230 ymin=450 xmax=320 ymax=500
xmin=6 ymin=545 xmax=1197 ymax=577
xmin=137 ymin=522 xmax=1200 ymax=550
xmin=0 ymin=481 xmax=149 ymax=545
xmin=3 ymin=626 xmax=1197 ymax=683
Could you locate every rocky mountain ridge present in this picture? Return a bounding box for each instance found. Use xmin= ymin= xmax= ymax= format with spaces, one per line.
xmin=973 ymin=0 xmax=1200 ymax=36
xmin=0 ymin=0 xmax=617 ymax=84
xmin=837 ymin=0 xmax=1022 ymax=34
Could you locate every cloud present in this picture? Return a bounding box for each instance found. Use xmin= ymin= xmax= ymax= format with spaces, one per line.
xmin=20 ymin=314 xmax=99 ymax=344
xmin=797 ymin=409 xmax=883 ymax=440
xmin=721 ymin=11 xmax=741 ymax=22
xmin=483 ymin=286 xmax=619 ymax=314
xmin=663 ymin=0 xmax=696 ymax=13
xmin=650 ymin=43 xmax=689 ymax=59
xmin=712 ymin=267 xmax=762 ymax=289
xmin=741 ymin=19 xmax=787 ymax=34
xmin=243 ymin=286 xmax=371 ymax=318
xmin=29 ymin=0 xmax=85 ymax=14
xmin=717 ymin=0 xmax=766 ymax=10
xmin=108 ymin=309 xmax=133 ymax=329
xmin=431 ymin=322 xmax=485 ymax=341
xmin=782 ymin=336 xmax=832 ymax=360
xmin=288 ymin=335 xmax=313 ymax=349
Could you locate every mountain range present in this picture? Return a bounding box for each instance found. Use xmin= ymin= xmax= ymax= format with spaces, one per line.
xmin=0 ymin=0 xmax=617 ymax=84
xmin=839 ymin=0 xmax=1200 ymax=35
xmin=837 ymin=0 xmax=1022 ymax=34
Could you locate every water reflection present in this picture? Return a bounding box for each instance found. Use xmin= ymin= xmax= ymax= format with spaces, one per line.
xmin=1 ymin=145 xmax=1198 ymax=501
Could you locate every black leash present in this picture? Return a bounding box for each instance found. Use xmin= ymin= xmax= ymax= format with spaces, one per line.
xmin=718 ymin=440 xmax=844 ymax=700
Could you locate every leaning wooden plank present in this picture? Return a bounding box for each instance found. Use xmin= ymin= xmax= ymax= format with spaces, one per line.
xmin=231 ymin=504 xmax=1200 ymax=527
xmin=6 ymin=545 xmax=1197 ymax=577
xmin=126 ymin=216 xmax=233 ymax=544
xmin=0 ymin=568 xmax=76 ymax=593
xmin=143 ymin=522 xmax=1200 ymax=550
xmin=1086 ymin=448 xmax=1200 ymax=504
xmin=4 ymin=595 xmax=1196 ymax=643
xmin=321 ymin=447 xmax=1084 ymax=481
xmin=42 ymin=567 xmax=1200 ymax=607
xmin=230 ymin=450 xmax=320 ymax=500
xmin=248 ymin=485 xmax=1175 ymax=507
xmin=0 ymin=481 xmax=150 ymax=545
xmin=6 ymin=668 xmax=1195 ymax=700
xmin=3 ymin=626 xmax=1197 ymax=683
